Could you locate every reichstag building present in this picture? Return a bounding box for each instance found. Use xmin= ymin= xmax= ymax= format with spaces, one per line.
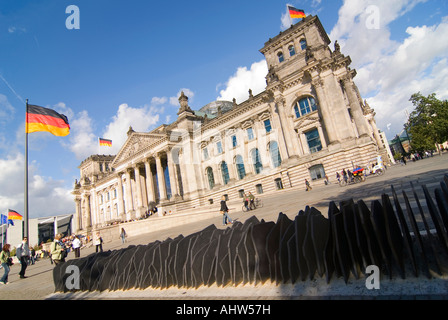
xmin=72 ymin=15 xmax=387 ymax=232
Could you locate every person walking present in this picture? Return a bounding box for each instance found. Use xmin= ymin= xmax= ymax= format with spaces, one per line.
xmin=243 ymin=193 xmax=251 ymax=211
xmin=16 ymin=237 xmax=30 ymax=279
xmin=72 ymin=235 xmax=81 ymax=258
xmin=93 ymin=232 xmax=103 ymax=253
xmin=50 ymin=234 xmax=66 ymax=266
xmin=220 ymin=195 xmax=234 ymax=226
xmin=305 ymin=179 xmax=312 ymax=191
xmin=0 ymin=244 xmax=12 ymax=284
xmin=120 ymin=228 xmax=127 ymax=244
xmin=248 ymin=192 xmax=255 ymax=210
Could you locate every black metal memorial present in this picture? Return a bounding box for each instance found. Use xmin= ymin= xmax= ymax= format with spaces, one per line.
xmin=53 ymin=175 xmax=448 ymax=292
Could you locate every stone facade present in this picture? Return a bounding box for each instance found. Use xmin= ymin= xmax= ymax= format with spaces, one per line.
xmin=72 ymin=15 xmax=386 ymax=232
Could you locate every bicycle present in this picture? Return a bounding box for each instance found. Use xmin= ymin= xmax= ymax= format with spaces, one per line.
xmin=242 ymin=198 xmax=263 ymax=212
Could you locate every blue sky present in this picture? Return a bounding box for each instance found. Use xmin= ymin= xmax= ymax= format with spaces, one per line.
xmin=1 ymin=0 xmax=447 ymax=218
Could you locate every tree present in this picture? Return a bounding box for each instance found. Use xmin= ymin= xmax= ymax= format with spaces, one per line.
xmin=405 ymin=92 xmax=448 ymax=153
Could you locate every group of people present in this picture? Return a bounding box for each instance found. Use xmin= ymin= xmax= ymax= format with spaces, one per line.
xmin=243 ymin=192 xmax=256 ymax=211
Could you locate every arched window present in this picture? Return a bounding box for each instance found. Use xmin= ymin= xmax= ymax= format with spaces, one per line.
xmin=294 ymin=96 xmax=318 ymax=118
xmin=278 ymin=52 xmax=284 ymax=63
xmin=235 ymin=155 xmax=246 ymax=180
xmin=220 ymin=161 xmax=230 ymax=185
xmin=269 ymin=141 xmax=282 ymax=168
xmin=251 ymin=148 xmax=263 ymax=174
xmin=300 ymin=39 xmax=307 ymax=50
xmin=309 ymin=164 xmax=325 ymax=181
xmin=288 ymin=45 xmax=296 ymax=57
xmin=206 ymin=167 xmax=215 ymax=190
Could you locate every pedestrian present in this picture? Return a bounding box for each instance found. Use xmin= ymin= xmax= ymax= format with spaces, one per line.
xmin=93 ymin=232 xmax=103 ymax=253
xmin=243 ymin=193 xmax=250 ymax=211
xmin=29 ymin=246 xmax=35 ymax=265
xmin=16 ymin=237 xmax=30 ymax=279
xmin=0 ymin=244 xmax=12 ymax=285
xmin=248 ymin=192 xmax=255 ymax=210
xmin=305 ymin=179 xmax=312 ymax=191
xmin=336 ymin=172 xmax=341 ymax=183
xmin=220 ymin=195 xmax=234 ymax=226
xmin=120 ymin=228 xmax=127 ymax=244
xmin=324 ymin=174 xmax=331 ymax=185
xmin=72 ymin=235 xmax=81 ymax=258
xmin=50 ymin=233 xmax=66 ymax=265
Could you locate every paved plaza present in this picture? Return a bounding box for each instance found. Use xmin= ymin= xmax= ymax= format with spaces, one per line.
xmin=1 ymin=154 xmax=447 ymax=300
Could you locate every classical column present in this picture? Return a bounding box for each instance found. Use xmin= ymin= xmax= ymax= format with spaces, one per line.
xmin=312 ymin=78 xmax=339 ymax=144
xmin=134 ymin=165 xmax=144 ymax=217
xmin=82 ymin=194 xmax=92 ymax=229
xmin=167 ymin=148 xmax=180 ymax=200
xmin=155 ymin=154 xmax=168 ymax=201
xmin=116 ymin=172 xmax=126 ymax=221
xmin=125 ymin=168 xmax=134 ymax=218
xmin=144 ymin=158 xmax=156 ymax=204
xmin=342 ymin=75 xmax=371 ymax=137
xmin=271 ymin=99 xmax=291 ymax=161
xmin=74 ymin=198 xmax=81 ymax=231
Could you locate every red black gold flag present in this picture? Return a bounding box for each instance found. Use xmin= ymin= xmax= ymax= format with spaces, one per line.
xmin=8 ymin=209 xmax=23 ymax=221
xmin=99 ymin=138 xmax=112 ymax=147
xmin=26 ymin=104 xmax=70 ymax=137
xmin=288 ymin=6 xmax=306 ymax=19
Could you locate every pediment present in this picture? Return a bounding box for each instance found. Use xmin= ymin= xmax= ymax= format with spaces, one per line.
xmin=111 ymin=132 xmax=166 ymax=167
xmin=294 ymin=114 xmax=320 ymax=131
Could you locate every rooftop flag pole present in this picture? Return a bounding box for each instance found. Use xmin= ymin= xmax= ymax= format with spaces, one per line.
xmin=24 ymin=99 xmax=29 ymax=240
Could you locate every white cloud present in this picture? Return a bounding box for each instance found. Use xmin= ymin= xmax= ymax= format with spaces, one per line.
xmin=103 ymin=103 xmax=160 ymax=154
xmin=151 ymin=96 xmax=167 ymax=105
xmin=328 ymin=0 xmax=448 ymax=138
xmin=217 ymin=60 xmax=268 ymax=103
xmin=0 ymin=152 xmax=74 ymax=218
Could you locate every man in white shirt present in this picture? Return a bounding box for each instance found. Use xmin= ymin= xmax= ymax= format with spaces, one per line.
xmin=72 ymin=235 xmax=81 ymax=258
xmin=16 ymin=237 xmax=30 ymax=279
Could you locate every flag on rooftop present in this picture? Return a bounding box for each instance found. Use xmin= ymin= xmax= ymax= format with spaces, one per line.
xmin=26 ymin=104 xmax=70 ymax=137
xmin=99 ymin=138 xmax=112 ymax=147
xmin=288 ymin=6 xmax=306 ymax=19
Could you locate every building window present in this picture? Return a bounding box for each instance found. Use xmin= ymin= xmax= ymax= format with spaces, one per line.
xmin=216 ymin=141 xmax=223 ymax=154
xmin=305 ymin=128 xmax=323 ymax=153
xmin=220 ymin=161 xmax=230 ymax=185
xmin=114 ymin=189 xmax=117 ymax=199
xmin=203 ymin=147 xmax=209 ymax=160
xmin=235 ymin=155 xmax=246 ymax=180
xmin=256 ymin=184 xmax=263 ymax=194
xmin=247 ymin=127 xmax=255 ymax=141
xmin=294 ymin=97 xmax=318 ymax=118
xmin=251 ymin=148 xmax=263 ymax=174
xmin=300 ymin=39 xmax=307 ymax=50
xmin=275 ymin=178 xmax=283 ymax=190
xmin=206 ymin=167 xmax=215 ymax=190
xmin=231 ymin=135 xmax=238 ymax=148
xmin=269 ymin=141 xmax=282 ymax=168
xmin=289 ymin=45 xmax=296 ymax=57
xmin=309 ymin=164 xmax=325 ymax=181
xmin=278 ymin=52 xmax=284 ymax=63
xmin=238 ymin=189 xmax=245 ymax=198
xmin=264 ymin=119 xmax=272 ymax=133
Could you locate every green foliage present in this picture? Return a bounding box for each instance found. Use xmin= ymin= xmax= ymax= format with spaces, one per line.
xmin=405 ymin=92 xmax=448 ymax=152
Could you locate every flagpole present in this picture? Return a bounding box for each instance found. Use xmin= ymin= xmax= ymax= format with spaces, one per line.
xmin=24 ymin=99 xmax=29 ymax=240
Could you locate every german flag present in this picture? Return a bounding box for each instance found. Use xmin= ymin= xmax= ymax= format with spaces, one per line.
xmin=99 ymin=138 xmax=112 ymax=147
xmin=288 ymin=6 xmax=306 ymax=19
xmin=8 ymin=209 xmax=22 ymax=221
xmin=26 ymin=104 xmax=70 ymax=137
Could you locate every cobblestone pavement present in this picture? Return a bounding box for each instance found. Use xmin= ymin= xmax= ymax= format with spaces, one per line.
xmin=1 ymin=154 xmax=447 ymax=300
